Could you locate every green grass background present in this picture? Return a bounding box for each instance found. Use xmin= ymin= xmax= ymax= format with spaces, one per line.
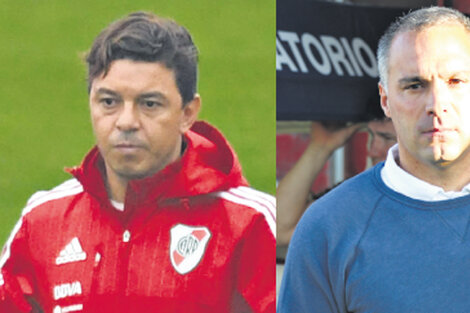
xmin=0 ymin=1 xmax=275 ymax=244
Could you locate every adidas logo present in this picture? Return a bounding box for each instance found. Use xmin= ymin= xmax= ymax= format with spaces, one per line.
xmin=56 ymin=238 xmax=87 ymax=265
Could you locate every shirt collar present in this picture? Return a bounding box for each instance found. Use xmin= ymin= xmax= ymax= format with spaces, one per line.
xmin=110 ymin=199 xmax=124 ymax=212
xmin=381 ymin=144 xmax=470 ymax=201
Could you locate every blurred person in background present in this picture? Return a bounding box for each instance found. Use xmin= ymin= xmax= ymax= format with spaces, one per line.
xmin=277 ymin=117 xmax=396 ymax=246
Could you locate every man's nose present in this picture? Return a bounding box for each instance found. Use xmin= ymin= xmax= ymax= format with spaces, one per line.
xmin=116 ymin=103 xmax=140 ymax=131
xmin=368 ymin=137 xmax=380 ymax=158
xmin=426 ymin=81 xmax=449 ymax=117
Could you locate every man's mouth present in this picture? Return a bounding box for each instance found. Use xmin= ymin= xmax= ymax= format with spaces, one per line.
xmin=114 ymin=143 xmax=144 ymax=152
xmin=422 ymin=127 xmax=456 ymax=138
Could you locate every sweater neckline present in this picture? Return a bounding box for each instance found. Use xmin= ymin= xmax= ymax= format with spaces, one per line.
xmin=381 ymin=144 xmax=470 ymax=201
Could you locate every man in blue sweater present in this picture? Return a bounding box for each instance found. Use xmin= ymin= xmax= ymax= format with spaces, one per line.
xmin=278 ymin=6 xmax=470 ymax=313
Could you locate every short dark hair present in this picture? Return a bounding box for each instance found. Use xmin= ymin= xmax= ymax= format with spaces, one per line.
xmin=86 ymin=11 xmax=198 ymax=105
xmin=377 ymin=6 xmax=470 ymax=91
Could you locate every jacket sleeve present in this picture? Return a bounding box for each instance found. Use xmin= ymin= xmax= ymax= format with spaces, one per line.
xmin=0 ymin=216 xmax=37 ymax=313
xmin=236 ymin=213 xmax=276 ymax=313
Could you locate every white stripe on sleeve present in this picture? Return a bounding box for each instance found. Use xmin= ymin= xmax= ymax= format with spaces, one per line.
xmin=0 ymin=179 xmax=83 ymax=269
xmin=216 ymin=186 xmax=276 ymax=238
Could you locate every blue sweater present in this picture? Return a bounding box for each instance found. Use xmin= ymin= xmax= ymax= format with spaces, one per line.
xmin=278 ymin=164 xmax=470 ymax=313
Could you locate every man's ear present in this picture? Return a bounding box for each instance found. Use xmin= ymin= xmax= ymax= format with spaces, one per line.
xmin=378 ymin=83 xmax=392 ymax=118
xmin=180 ymin=94 xmax=201 ymax=133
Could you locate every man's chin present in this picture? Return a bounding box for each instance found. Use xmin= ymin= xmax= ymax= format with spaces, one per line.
xmin=113 ymin=165 xmax=155 ymax=181
xmin=106 ymin=155 xmax=175 ymax=181
xmin=425 ymin=146 xmax=460 ymax=168
xmin=371 ymin=158 xmax=382 ymax=166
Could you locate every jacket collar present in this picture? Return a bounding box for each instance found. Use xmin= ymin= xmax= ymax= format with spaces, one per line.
xmin=67 ymin=121 xmax=248 ymax=208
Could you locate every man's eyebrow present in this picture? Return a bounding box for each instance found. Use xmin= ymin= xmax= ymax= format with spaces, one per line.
xmin=94 ymin=89 xmax=169 ymax=102
xmin=377 ymin=131 xmax=396 ymax=139
xmin=137 ymin=92 xmax=170 ymax=105
xmin=138 ymin=91 xmax=167 ymax=99
xmin=95 ymin=88 xmax=120 ymax=97
xmin=398 ymin=76 xmax=423 ymax=85
xmin=448 ymin=70 xmax=470 ymax=77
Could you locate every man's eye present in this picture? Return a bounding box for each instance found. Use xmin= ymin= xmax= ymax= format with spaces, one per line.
xmin=382 ymin=135 xmax=397 ymax=142
xmin=142 ymin=101 xmax=160 ymax=109
xmin=404 ymin=83 xmax=421 ymax=90
xmin=449 ymin=78 xmax=464 ymax=85
xmin=100 ymin=98 xmax=116 ymax=107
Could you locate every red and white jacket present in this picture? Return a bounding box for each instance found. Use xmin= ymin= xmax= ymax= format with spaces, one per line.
xmin=0 ymin=121 xmax=276 ymax=313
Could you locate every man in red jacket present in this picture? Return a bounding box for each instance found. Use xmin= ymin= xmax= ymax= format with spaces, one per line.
xmin=0 ymin=12 xmax=276 ymax=313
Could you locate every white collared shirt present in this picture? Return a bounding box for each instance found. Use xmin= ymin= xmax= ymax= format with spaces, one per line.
xmin=110 ymin=199 xmax=125 ymax=211
xmin=381 ymin=144 xmax=470 ymax=201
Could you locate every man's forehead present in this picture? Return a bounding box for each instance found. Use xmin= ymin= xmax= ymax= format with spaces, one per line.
xmin=389 ymin=24 xmax=470 ymax=75
xmin=390 ymin=23 xmax=470 ymax=51
xmin=91 ymin=59 xmax=177 ymax=90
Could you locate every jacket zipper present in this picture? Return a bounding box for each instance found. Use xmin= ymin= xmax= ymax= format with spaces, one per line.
xmin=117 ymin=229 xmax=132 ymax=306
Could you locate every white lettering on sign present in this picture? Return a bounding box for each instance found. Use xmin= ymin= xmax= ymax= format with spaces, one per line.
xmin=276 ymin=37 xmax=298 ymax=72
xmin=276 ymin=30 xmax=378 ymax=78
xmin=278 ymin=31 xmax=308 ymax=73
xmin=53 ymin=281 xmax=82 ymax=300
xmin=301 ymin=33 xmax=331 ymax=75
